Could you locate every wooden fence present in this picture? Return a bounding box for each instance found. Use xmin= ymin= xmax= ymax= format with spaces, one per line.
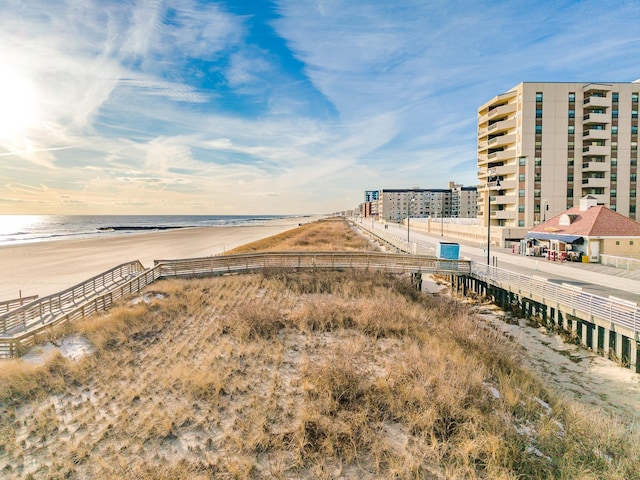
xmin=0 ymin=295 xmax=39 ymax=315
xmin=0 ymin=252 xmax=469 ymax=358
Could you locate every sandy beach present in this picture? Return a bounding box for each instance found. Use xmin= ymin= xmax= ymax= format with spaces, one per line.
xmin=0 ymin=216 xmax=313 ymax=301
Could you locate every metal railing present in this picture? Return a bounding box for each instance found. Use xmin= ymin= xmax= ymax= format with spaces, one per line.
xmin=351 ymin=220 xmax=640 ymax=339
xmin=355 ymin=221 xmax=435 ymax=256
xmin=472 ymin=263 xmax=639 ymax=337
xmin=600 ymin=254 xmax=640 ymax=271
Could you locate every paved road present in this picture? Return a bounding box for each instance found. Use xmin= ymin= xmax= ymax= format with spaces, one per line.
xmin=365 ymin=220 xmax=640 ymax=304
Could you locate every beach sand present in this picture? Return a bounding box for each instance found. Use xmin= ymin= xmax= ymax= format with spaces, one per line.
xmin=0 ymin=216 xmax=313 ymax=301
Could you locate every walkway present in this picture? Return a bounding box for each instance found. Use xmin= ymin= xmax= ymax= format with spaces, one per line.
xmin=372 ymin=220 xmax=640 ymax=304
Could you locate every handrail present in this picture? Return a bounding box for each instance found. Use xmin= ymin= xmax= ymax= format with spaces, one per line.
xmin=153 ymin=252 xmax=470 ymax=279
xmin=0 ymin=252 xmax=470 ymax=357
xmin=0 ymin=295 xmax=39 ymax=314
xmin=351 ymin=220 xmax=640 ymax=339
xmin=472 ymin=263 xmax=638 ymax=337
xmin=0 ymin=261 xmax=145 ymax=335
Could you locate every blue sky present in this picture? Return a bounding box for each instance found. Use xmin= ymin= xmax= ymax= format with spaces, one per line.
xmin=1 ymin=0 xmax=639 ymax=214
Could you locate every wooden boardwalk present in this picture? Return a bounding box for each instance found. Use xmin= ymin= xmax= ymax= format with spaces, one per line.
xmin=0 ymin=251 xmax=469 ymax=358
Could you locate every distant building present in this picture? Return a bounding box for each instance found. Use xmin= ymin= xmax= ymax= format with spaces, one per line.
xmin=450 ymin=182 xmax=478 ymax=218
xmin=477 ymin=81 xmax=640 ymax=229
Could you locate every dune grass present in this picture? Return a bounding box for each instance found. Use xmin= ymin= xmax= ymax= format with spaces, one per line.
xmin=0 ymin=218 xmax=639 ymax=479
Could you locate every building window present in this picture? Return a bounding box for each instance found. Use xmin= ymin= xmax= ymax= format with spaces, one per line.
xmin=632 ymin=174 xmax=638 ymax=182
xmin=612 ymin=110 xmax=619 ymax=118
xmin=567 ymin=189 xmax=574 ymax=197
xmin=536 ymin=92 xmax=543 ymax=102
xmin=631 ymin=241 xmax=635 ymax=246
xmin=536 ymin=109 xmax=543 ymax=118
xmin=633 ymin=110 xmax=639 ymax=119
xmin=518 ymin=220 xmax=525 ymax=227
xmin=616 ymin=241 xmax=620 ymax=245
xmin=568 ymin=125 xmax=575 ymax=134
xmin=519 ymin=157 xmax=526 ymax=166
xmin=611 ymin=189 xmax=617 ymax=197
xmin=569 ymin=92 xmax=575 ymax=103
xmin=633 ymin=126 xmax=638 ymax=134
xmin=519 ymin=173 xmax=526 ymax=182
xmin=633 ymin=93 xmax=639 ymax=102
xmin=568 ymin=109 xmax=575 ymax=118
xmin=613 ymin=92 xmax=619 ymax=103
xmin=611 ymin=205 xmax=617 ymax=211
xmin=518 ymin=205 xmax=525 ymax=213
xmin=567 ymin=173 xmax=574 ymax=181
xmin=519 ymin=189 xmax=525 ymax=197
xmin=631 ymin=189 xmax=636 ymax=198
xmin=632 ymin=142 xmax=638 ymax=150
xmin=567 ymin=142 xmax=574 ymax=151
xmin=535 ymin=157 xmax=542 ymax=166
xmin=612 ymin=125 xmax=618 ymax=134
xmin=612 ymin=157 xmax=618 ymax=166
xmin=534 ymin=189 xmax=541 ymax=198
xmin=568 ymin=157 xmax=574 ymax=166
xmin=632 ymin=205 xmax=637 ymax=214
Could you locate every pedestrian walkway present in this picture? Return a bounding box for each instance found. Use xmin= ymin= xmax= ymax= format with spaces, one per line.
xmin=368 ymin=221 xmax=640 ymax=304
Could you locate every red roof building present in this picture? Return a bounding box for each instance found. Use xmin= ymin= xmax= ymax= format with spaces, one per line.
xmin=526 ymin=196 xmax=640 ymax=262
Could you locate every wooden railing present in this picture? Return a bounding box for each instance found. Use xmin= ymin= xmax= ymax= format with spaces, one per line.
xmin=0 ymin=252 xmax=469 ymax=358
xmin=154 ymin=251 xmax=470 ymax=278
xmin=0 ymin=295 xmax=39 ymax=314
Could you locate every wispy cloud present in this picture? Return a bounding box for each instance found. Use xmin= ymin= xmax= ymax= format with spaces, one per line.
xmin=0 ymin=0 xmax=639 ymax=214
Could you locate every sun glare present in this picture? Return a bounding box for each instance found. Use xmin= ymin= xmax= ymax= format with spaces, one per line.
xmin=0 ymin=68 xmax=38 ymax=143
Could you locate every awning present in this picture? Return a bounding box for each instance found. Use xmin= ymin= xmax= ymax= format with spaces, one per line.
xmin=525 ymin=232 xmax=583 ymax=244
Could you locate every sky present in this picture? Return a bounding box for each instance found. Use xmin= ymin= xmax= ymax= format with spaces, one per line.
xmin=0 ymin=0 xmax=639 ymax=215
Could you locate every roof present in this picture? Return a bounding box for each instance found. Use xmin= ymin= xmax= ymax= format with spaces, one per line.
xmin=528 ymin=206 xmax=640 ymax=238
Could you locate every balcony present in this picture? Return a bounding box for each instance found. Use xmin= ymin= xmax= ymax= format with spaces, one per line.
xmin=487 ymin=117 xmax=516 ymax=135
xmin=487 ymin=102 xmax=516 ymax=119
xmin=583 ymin=96 xmax=609 ymax=108
xmin=582 ymin=129 xmax=609 ymax=140
xmin=490 ymin=194 xmax=515 ymax=205
xmin=493 ymin=210 xmax=516 ymax=220
xmin=583 ymin=112 xmax=609 ymax=124
xmin=488 ymin=133 xmax=516 ymax=149
xmin=581 ymin=177 xmax=608 ymax=188
xmin=582 ymin=145 xmax=609 ymax=156
xmin=582 ymin=161 xmax=609 ymax=172
xmin=487 ymin=149 xmax=516 ymax=162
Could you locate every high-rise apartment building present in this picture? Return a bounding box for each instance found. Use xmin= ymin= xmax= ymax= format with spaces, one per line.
xmin=478 ymin=81 xmax=640 ymax=228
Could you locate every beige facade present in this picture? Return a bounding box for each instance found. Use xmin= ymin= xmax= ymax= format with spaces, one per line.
xmin=478 ymin=81 xmax=640 ymax=228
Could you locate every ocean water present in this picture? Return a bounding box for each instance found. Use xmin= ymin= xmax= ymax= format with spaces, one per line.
xmin=0 ymin=215 xmax=291 ymax=246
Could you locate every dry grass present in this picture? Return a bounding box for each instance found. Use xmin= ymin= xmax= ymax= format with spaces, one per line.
xmin=1 ymin=218 xmax=639 ymax=479
xmin=226 ymin=217 xmax=376 ymax=253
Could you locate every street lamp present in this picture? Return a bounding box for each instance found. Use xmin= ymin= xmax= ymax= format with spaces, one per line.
xmin=440 ymin=191 xmax=444 ymax=236
xmin=407 ymin=194 xmax=415 ymax=242
xmin=486 ymin=170 xmax=501 ymax=265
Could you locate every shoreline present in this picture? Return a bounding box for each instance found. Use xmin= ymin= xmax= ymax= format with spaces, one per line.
xmin=0 ymin=216 xmax=314 ymax=301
